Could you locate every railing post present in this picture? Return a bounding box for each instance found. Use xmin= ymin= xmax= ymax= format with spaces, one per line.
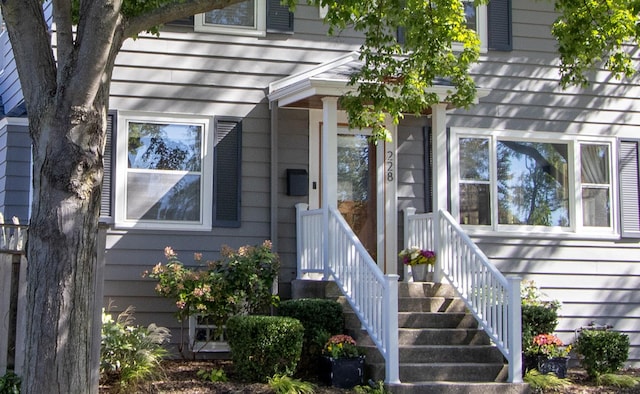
xmin=402 ymin=208 xmax=416 ymax=282
xmin=323 ymin=205 xmax=331 ymax=280
xmin=295 ymin=203 xmax=308 ymax=279
xmin=507 ymin=276 xmax=523 ymax=383
xmin=384 ymin=274 xmax=400 ymax=384
xmin=433 ymin=210 xmax=444 ymax=283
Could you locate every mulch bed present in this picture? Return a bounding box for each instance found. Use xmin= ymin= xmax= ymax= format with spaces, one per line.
xmin=99 ymin=360 xmax=640 ymax=393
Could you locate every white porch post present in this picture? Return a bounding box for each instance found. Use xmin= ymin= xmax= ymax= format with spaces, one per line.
xmin=431 ymin=103 xmax=448 ymax=283
xmin=379 ymin=120 xmax=397 ymax=275
xmin=321 ymin=97 xmax=338 ymax=279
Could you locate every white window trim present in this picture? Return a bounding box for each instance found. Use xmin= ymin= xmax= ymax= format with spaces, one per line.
xmin=194 ymin=1 xmax=266 ymax=37
xmin=451 ymin=128 xmax=618 ymax=237
xmin=115 ymin=112 xmax=214 ymax=231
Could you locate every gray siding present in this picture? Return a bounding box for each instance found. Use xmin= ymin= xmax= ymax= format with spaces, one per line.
xmin=103 ymin=3 xmax=361 ymax=343
xmin=474 ymin=236 xmax=640 ymax=366
xmin=0 ymin=121 xmax=30 ymax=222
xmin=443 ymin=0 xmax=640 ymax=366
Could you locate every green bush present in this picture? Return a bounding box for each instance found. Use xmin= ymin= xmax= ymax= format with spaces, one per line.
xmin=227 ymin=315 xmax=304 ymax=382
xmin=100 ymin=307 xmax=170 ymax=391
xmin=575 ymin=327 xmax=630 ymax=378
xmin=521 ymin=280 xmax=560 ymax=348
xmin=268 ymin=374 xmax=316 ymax=394
xmin=278 ymin=298 xmax=344 ymax=371
xmin=0 ymin=371 xmax=20 ymax=394
xmin=522 ymin=304 xmax=559 ymax=346
xmin=145 ymin=241 xmax=280 ymax=337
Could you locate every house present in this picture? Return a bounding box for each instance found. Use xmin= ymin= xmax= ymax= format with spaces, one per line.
xmin=0 ymin=0 xmax=639 ymax=387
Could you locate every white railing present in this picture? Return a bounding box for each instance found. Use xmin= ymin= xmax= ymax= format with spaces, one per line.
xmin=403 ymin=208 xmax=435 ymax=281
xmin=295 ymin=204 xmax=324 ymax=279
xmin=404 ymin=208 xmax=522 ymax=383
xmin=296 ymin=203 xmax=400 ymax=384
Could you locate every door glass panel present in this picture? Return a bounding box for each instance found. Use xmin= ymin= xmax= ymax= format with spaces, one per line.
xmin=337 ymin=134 xmax=376 ymax=258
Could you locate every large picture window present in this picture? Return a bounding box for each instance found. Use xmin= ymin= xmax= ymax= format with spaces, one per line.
xmin=116 ymin=114 xmax=213 ymax=230
xmin=454 ymin=130 xmax=614 ymax=233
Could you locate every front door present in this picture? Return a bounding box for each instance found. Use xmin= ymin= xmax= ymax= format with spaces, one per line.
xmin=337 ymin=133 xmax=377 ymax=259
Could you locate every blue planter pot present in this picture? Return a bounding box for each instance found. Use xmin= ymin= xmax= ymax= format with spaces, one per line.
xmin=322 ymin=356 xmax=365 ymax=389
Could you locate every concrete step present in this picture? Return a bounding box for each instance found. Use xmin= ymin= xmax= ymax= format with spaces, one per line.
xmin=386 ymin=382 xmax=531 ymax=394
xmin=361 ymin=345 xmax=505 ymax=364
xmin=398 ymin=296 xmax=467 ymax=312
xmin=397 ymin=311 xmax=478 ymax=329
xmin=368 ymin=362 xmax=508 ymax=383
xmin=399 ymin=282 xmax=458 ymax=298
xmin=352 ymin=328 xmax=492 ymax=347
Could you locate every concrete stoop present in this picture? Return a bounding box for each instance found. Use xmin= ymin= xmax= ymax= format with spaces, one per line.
xmin=291 ymin=279 xmax=530 ymax=394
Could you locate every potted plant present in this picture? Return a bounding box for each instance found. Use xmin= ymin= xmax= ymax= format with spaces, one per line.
xmin=399 ymin=246 xmax=436 ymax=282
xmin=321 ymin=334 xmax=364 ymax=389
xmin=525 ymin=333 xmax=572 ymax=378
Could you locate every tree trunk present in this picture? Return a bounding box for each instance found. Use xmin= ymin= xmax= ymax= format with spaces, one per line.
xmin=22 ymin=104 xmax=106 ymax=394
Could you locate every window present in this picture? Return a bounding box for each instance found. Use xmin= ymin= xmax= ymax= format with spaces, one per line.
xmin=194 ymin=0 xmax=293 ymax=35
xmin=462 ymin=1 xmax=487 ymax=50
xmin=580 ymin=144 xmax=611 ymax=227
xmin=116 ymin=113 xmax=213 ymax=230
xmin=453 ymin=130 xmax=614 ymax=233
xmin=195 ymin=0 xmax=266 ymax=36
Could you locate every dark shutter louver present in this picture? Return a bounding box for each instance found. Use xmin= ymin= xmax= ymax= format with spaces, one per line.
xmin=619 ymin=140 xmax=640 ymax=237
xmin=424 ymin=126 xmax=433 ymax=213
xmin=267 ymin=0 xmax=294 ymax=33
xmin=100 ymin=112 xmax=115 ymax=220
xmin=488 ymin=0 xmax=512 ymax=51
xmin=214 ymin=118 xmax=242 ymax=227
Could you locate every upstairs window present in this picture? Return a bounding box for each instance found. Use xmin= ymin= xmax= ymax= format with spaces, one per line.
xmin=194 ymin=0 xmax=294 ymax=36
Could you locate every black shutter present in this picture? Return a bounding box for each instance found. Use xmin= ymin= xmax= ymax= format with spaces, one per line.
xmin=619 ymin=140 xmax=640 ymax=238
xmin=267 ymin=0 xmax=294 ymax=33
xmin=100 ymin=112 xmax=116 ymax=220
xmin=488 ymin=0 xmax=512 ymax=51
xmin=424 ymin=126 xmax=433 ymax=213
xmin=213 ymin=118 xmax=242 ymax=227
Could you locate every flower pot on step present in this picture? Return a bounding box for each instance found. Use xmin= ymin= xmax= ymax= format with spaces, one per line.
xmin=321 ymin=356 xmax=365 ymax=389
xmin=411 ymin=264 xmax=428 ymax=282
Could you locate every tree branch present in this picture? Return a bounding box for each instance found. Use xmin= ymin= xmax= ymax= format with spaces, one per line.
xmin=123 ymin=0 xmax=246 ymax=39
xmin=52 ymin=0 xmax=74 ymax=84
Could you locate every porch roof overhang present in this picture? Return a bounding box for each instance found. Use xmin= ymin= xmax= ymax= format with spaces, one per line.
xmin=268 ymin=51 xmax=491 ymax=111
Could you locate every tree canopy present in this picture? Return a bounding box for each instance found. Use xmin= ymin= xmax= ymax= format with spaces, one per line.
xmin=553 ymin=0 xmax=640 ymax=87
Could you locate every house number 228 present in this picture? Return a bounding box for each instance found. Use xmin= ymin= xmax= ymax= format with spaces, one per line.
xmin=386 ymin=150 xmax=394 ymax=182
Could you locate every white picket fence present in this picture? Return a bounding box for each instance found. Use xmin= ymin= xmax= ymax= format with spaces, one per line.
xmin=0 ymin=215 xmax=27 ymax=376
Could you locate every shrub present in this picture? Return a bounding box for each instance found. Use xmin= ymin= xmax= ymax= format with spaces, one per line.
xmin=523 ymin=369 xmax=572 ymax=391
xmin=0 ymin=371 xmax=20 ymax=394
xmin=278 ymin=298 xmax=344 ymax=372
xmin=227 ymin=315 xmax=304 ymax=382
xmin=267 ymin=374 xmax=316 ymax=394
xmin=196 ymin=368 xmax=228 ymax=382
xmin=100 ymin=306 xmax=170 ymax=391
xmin=575 ymin=325 xmax=630 ymax=378
xmin=145 ymin=241 xmax=280 ymax=337
xmin=521 ymin=280 xmax=560 ymax=347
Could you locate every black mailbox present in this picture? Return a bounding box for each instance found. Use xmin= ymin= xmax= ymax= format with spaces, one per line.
xmin=286 ymin=169 xmax=308 ymax=196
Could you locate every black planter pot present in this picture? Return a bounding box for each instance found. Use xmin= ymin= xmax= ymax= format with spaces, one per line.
xmin=322 ymin=356 xmax=365 ymax=389
xmin=537 ymin=356 xmax=569 ymax=379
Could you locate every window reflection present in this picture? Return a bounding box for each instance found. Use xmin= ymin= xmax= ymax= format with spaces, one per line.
xmin=205 ymin=0 xmax=255 ymax=27
xmin=497 ymin=141 xmax=569 ymax=226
